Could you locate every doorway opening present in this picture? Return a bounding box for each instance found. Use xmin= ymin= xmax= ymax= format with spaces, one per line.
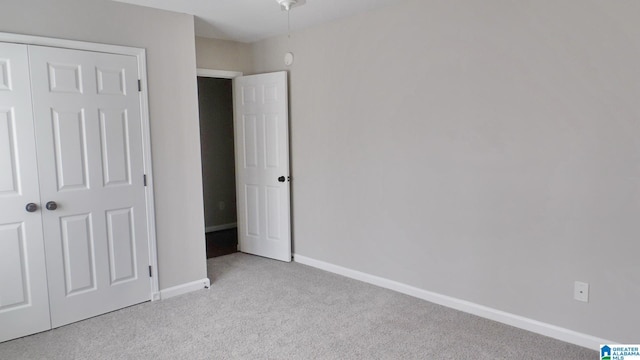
xmin=198 ymin=69 xmax=292 ymax=265
xmin=197 ymin=69 xmax=242 ymax=259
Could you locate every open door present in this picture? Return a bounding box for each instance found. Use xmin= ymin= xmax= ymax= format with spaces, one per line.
xmin=233 ymin=72 xmax=291 ymax=262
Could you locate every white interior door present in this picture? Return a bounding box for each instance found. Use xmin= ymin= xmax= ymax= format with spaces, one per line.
xmin=233 ymin=72 xmax=291 ymax=262
xmin=28 ymin=45 xmax=151 ymax=327
xmin=0 ymin=43 xmax=51 ymax=342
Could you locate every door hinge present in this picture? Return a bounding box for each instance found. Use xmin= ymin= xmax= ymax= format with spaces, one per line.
xmin=149 ymin=265 xmax=153 ymax=277
xmin=143 ymin=174 xmax=147 ymax=186
xmin=138 ymin=79 xmax=142 ymax=92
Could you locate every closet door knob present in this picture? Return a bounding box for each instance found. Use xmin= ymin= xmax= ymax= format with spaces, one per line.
xmin=278 ymin=176 xmax=286 ymax=182
xmin=25 ymin=203 xmax=38 ymax=213
xmin=46 ymin=201 xmax=58 ymax=211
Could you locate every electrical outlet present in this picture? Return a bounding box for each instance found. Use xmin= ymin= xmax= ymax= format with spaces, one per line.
xmin=574 ymin=281 xmax=589 ymax=302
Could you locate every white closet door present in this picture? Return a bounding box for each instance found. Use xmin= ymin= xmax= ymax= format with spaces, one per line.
xmin=233 ymin=72 xmax=291 ymax=262
xmin=28 ymin=46 xmax=151 ymax=327
xmin=0 ymin=43 xmax=51 ymax=342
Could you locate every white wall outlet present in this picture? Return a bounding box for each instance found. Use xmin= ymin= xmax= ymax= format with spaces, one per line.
xmin=574 ymin=281 xmax=589 ymax=302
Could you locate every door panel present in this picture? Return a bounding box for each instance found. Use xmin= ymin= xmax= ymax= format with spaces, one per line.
xmin=59 ymin=213 xmax=96 ymax=295
xmin=96 ymin=67 xmax=126 ymax=96
xmin=0 ymin=59 xmax=11 ymax=90
xmin=0 ymin=42 xmax=51 ymax=343
xmin=47 ymin=63 xmax=82 ymax=94
xmin=245 ymin=184 xmax=260 ymax=236
xmin=51 ymin=109 xmax=89 ymax=191
xmin=105 ymin=207 xmax=137 ymax=284
xmin=266 ymin=186 xmax=281 ymax=239
xmin=233 ymin=72 xmax=291 ymax=262
xmin=0 ymin=223 xmax=29 ymax=309
xmin=99 ymin=109 xmax=132 ymax=187
xmin=243 ymin=115 xmax=259 ymax=168
xmin=264 ymin=114 xmax=280 ymax=168
xmin=0 ymin=109 xmax=19 ymax=194
xmin=28 ymin=45 xmax=150 ymax=328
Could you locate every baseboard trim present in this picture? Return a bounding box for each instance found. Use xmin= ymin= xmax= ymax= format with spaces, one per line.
xmin=293 ymin=254 xmax=612 ymax=349
xmin=205 ymin=223 xmax=237 ymax=233
xmin=159 ymin=278 xmax=210 ymax=300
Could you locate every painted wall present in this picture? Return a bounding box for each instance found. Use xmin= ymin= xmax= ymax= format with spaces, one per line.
xmin=195 ymin=36 xmax=252 ymax=73
xmin=0 ymin=0 xmax=207 ymax=290
xmin=250 ymin=0 xmax=640 ymax=342
xmin=197 ymin=78 xmax=237 ymax=228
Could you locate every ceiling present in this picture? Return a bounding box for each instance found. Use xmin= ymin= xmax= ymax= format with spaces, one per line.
xmin=112 ymin=0 xmax=401 ymax=43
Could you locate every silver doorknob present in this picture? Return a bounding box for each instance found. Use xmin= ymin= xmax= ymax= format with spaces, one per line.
xmin=25 ymin=203 xmax=38 ymax=212
xmin=45 ymin=201 xmax=58 ymax=211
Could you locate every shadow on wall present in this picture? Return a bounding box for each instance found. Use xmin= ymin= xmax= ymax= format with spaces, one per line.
xmin=197 ymin=77 xmax=237 ymax=231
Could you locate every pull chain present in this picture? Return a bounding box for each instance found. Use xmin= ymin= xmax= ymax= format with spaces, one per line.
xmin=288 ymin=9 xmax=291 ymax=39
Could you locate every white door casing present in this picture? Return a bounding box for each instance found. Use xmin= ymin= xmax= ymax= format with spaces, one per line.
xmin=233 ymin=72 xmax=291 ymax=262
xmin=0 ymin=43 xmax=52 ymax=343
xmin=28 ymin=45 xmax=151 ymax=328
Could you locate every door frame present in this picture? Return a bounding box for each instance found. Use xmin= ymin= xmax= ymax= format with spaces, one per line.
xmin=197 ymin=69 xmax=243 ymax=80
xmin=0 ymin=32 xmax=161 ymax=301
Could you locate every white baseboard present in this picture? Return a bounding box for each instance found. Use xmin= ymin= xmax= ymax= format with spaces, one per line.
xmin=159 ymin=278 xmax=210 ymax=300
xmin=293 ymin=254 xmax=612 ymax=350
xmin=205 ymin=223 xmax=237 ymax=233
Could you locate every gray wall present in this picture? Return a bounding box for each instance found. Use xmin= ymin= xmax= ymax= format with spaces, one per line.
xmin=0 ymin=0 xmax=207 ymax=290
xmin=195 ymin=36 xmax=252 ymax=74
xmin=198 ymin=78 xmax=237 ymax=228
xmin=249 ymin=0 xmax=640 ymax=342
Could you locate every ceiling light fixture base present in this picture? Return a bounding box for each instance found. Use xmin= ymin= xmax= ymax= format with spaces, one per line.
xmin=276 ymin=0 xmax=305 ymax=11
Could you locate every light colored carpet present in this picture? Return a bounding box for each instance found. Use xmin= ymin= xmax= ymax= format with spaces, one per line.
xmin=0 ymin=253 xmax=596 ymax=359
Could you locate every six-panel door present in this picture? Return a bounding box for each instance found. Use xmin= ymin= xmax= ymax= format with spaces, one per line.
xmin=233 ymin=72 xmax=292 ymax=262
xmin=0 ymin=43 xmax=52 ymax=343
xmin=27 ymin=45 xmax=152 ymax=328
